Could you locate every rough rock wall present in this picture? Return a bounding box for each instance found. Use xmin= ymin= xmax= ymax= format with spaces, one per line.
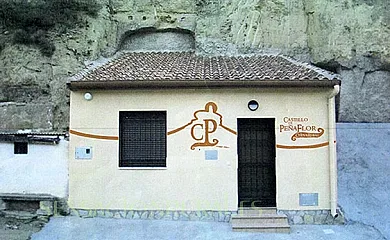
xmin=337 ymin=123 xmax=390 ymax=239
xmin=0 ymin=5 xmax=114 ymax=131
xmin=196 ymin=0 xmax=390 ymax=122
xmin=0 ymin=0 xmax=389 ymax=132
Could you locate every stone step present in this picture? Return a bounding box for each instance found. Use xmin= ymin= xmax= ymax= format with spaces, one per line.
xmin=232 ymin=223 xmax=291 ymax=233
xmin=237 ymin=207 xmax=276 ymax=215
xmin=231 ymin=214 xmax=289 ymax=224
xmin=0 ymin=193 xmax=56 ymax=201
xmin=232 ymin=208 xmax=290 ymax=233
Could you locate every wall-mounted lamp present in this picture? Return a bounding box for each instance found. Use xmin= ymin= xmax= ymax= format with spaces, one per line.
xmin=248 ymin=100 xmax=259 ymax=111
xmin=84 ymin=92 xmax=93 ymax=101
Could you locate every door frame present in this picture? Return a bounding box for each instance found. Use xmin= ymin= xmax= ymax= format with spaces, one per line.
xmin=236 ymin=117 xmax=277 ymax=208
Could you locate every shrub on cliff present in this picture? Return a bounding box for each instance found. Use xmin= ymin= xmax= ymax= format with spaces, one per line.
xmin=13 ymin=29 xmax=55 ymax=57
xmin=0 ymin=40 xmax=4 ymax=54
xmin=0 ymin=0 xmax=100 ymax=56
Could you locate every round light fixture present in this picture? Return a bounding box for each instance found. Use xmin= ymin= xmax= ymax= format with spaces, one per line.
xmin=248 ymin=100 xmax=259 ymax=111
xmin=84 ymin=92 xmax=93 ymax=101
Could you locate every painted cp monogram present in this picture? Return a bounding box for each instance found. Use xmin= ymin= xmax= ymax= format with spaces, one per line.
xmin=190 ymin=118 xmax=218 ymax=149
xmin=168 ymin=102 xmax=237 ymax=150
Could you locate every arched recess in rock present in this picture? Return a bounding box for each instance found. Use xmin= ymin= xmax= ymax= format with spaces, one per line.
xmin=117 ymin=28 xmax=195 ymax=52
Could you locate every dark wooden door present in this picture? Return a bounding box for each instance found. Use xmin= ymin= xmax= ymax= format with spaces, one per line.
xmin=237 ymin=118 xmax=276 ymax=207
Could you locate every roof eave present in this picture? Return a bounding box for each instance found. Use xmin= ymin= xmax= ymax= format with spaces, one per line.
xmin=68 ymin=79 xmax=341 ymax=91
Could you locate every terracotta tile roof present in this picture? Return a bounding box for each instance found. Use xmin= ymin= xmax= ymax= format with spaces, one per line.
xmin=69 ymin=52 xmax=340 ymax=89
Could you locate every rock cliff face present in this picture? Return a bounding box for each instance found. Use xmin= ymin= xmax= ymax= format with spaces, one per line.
xmin=0 ymin=0 xmax=389 ymax=132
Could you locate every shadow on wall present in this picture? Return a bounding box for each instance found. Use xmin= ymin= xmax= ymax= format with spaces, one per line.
xmin=117 ymin=28 xmax=195 ymax=52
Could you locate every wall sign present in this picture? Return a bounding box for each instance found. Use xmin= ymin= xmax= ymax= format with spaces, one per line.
xmin=277 ymin=117 xmax=329 ymax=149
xmin=168 ymin=102 xmax=237 ymax=150
xmin=205 ymin=150 xmax=218 ymax=160
xmin=299 ymin=193 xmax=319 ymax=206
xmin=279 ymin=117 xmax=324 ymax=141
xmin=75 ymin=147 xmax=92 ymax=159
xmin=69 ymin=102 xmax=237 ymax=151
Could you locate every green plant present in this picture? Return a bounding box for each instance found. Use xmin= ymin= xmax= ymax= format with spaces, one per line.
xmin=13 ymin=29 xmax=55 ymax=57
xmin=0 ymin=0 xmax=101 ymax=57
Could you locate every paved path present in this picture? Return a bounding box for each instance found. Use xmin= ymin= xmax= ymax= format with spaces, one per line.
xmin=31 ymin=216 xmax=385 ymax=240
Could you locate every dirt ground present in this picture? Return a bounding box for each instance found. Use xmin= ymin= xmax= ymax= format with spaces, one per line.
xmin=0 ymin=217 xmax=47 ymax=240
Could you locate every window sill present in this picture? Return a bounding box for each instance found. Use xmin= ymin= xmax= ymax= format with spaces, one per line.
xmin=118 ymin=167 xmax=167 ymax=170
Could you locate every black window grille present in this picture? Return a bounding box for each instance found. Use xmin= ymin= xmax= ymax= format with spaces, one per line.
xmin=119 ymin=111 xmax=166 ymax=167
xmin=14 ymin=142 xmax=28 ymax=154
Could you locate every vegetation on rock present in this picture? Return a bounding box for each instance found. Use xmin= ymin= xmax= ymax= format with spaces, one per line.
xmin=0 ymin=0 xmax=101 ymax=57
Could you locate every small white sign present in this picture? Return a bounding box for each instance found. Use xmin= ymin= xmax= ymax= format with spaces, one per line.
xmin=205 ymin=150 xmax=218 ymax=160
xmin=323 ymin=229 xmax=335 ymax=234
xmin=75 ymin=147 xmax=92 ymax=159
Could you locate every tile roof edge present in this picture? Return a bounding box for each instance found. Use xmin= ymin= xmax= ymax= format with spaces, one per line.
xmin=68 ymin=56 xmax=111 ymax=82
xmin=193 ymin=51 xmax=281 ymax=58
xmin=68 ymin=51 xmax=341 ymax=83
xmin=67 ymin=51 xmax=286 ymax=82
xmin=0 ymin=132 xmax=66 ymax=135
xmin=280 ymin=55 xmax=341 ymax=81
xmin=68 ymin=79 xmax=340 ymax=90
xmin=68 ymin=50 xmax=196 ymax=82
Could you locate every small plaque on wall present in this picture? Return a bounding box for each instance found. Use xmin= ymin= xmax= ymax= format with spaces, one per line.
xmin=75 ymin=147 xmax=92 ymax=159
xmin=299 ymin=193 xmax=318 ymax=206
xmin=205 ymin=150 xmax=218 ymax=160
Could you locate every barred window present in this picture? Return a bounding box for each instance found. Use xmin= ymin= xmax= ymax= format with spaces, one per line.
xmin=14 ymin=142 xmax=28 ymax=154
xmin=119 ymin=111 xmax=166 ymax=167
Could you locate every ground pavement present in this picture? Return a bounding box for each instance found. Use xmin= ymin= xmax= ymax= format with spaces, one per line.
xmin=30 ymin=216 xmax=385 ymax=240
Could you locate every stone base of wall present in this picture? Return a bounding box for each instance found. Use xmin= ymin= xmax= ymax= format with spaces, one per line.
xmin=0 ymin=194 xmax=67 ymax=221
xmin=70 ymin=208 xmax=345 ymax=225
xmin=70 ymin=209 xmax=234 ymax=222
xmin=278 ymin=209 xmax=345 ymax=225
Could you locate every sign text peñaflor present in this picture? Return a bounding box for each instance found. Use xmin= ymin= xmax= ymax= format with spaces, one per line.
xmin=280 ymin=117 xmax=324 ymax=141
